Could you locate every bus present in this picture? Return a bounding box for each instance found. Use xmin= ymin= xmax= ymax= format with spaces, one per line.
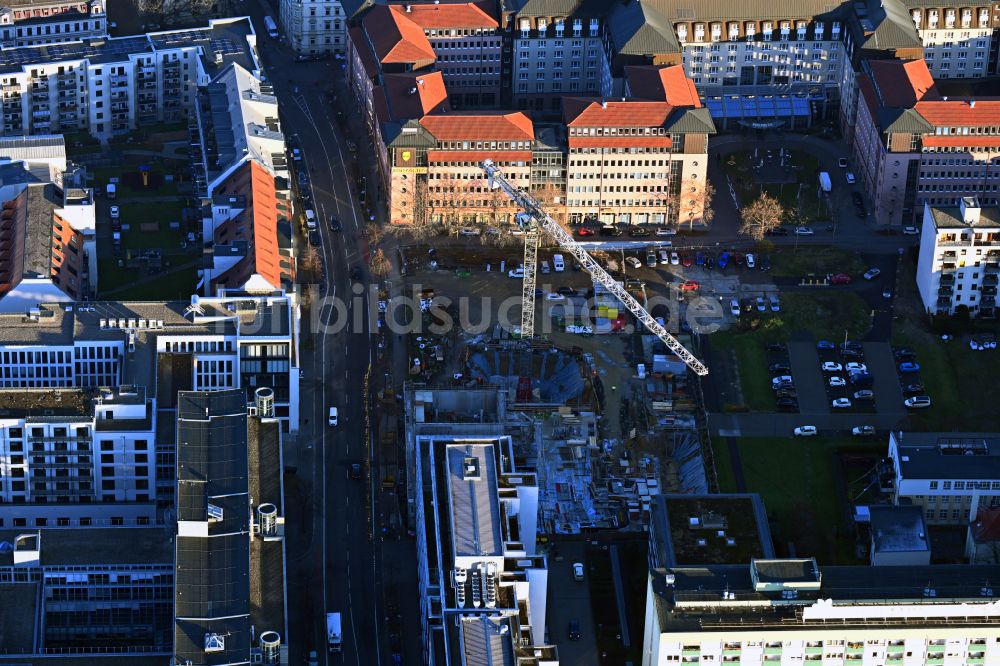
xmin=263 ymin=15 xmax=279 ymax=39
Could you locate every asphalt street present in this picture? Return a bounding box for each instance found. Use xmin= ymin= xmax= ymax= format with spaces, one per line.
xmin=244 ymin=2 xmax=417 ymax=664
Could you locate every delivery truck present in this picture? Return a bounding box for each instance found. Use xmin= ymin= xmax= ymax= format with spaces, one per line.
xmin=327 ymin=612 xmax=342 ymax=652
xmin=818 ymin=171 xmax=832 ymax=193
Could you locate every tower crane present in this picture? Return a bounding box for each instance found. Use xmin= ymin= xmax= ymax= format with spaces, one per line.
xmin=482 ymin=159 xmax=708 ymax=376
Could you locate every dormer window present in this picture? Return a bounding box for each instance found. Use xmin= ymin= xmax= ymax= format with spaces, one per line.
xmin=711 ymin=23 xmax=721 ymax=39
xmin=961 ymin=9 xmax=972 ymax=27
xmin=729 ymin=22 xmax=739 ymax=39
xmin=912 ymin=10 xmax=921 ymax=26
xmin=520 ymin=18 xmax=530 ymax=38
xmin=815 ymin=21 xmax=825 ymax=38
xmin=555 ymin=20 xmax=564 ymax=36
xmin=589 ymin=18 xmax=599 ymax=36
xmin=573 ymin=19 xmax=582 ymax=36
xmin=831 ymin=21 xmax=841 ymax=36
xmin=745 ymin=22 xmax=756 ymax=40
xmin=694 ymin=23 xmax=705 ymax=41
xmin=537 ymin=18 xmax=547 ymax=34
xmin=677 ymin=24 xmax=688 ymax=40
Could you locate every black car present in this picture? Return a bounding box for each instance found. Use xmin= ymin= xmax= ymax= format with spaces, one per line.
xmin=766 ymin=226 xmax=790 ymax=236
xmin=770 ymin=363 xmax=791 ymax=373
xmin=894 ymin=349 xmax=915 ymax=361
xmin=903 ymin=383 xmax=925 ymax=394
xmin=705 ymin=254 xmax=714 ymax=269
xmin=760 ymin=254 xmax=771 ymax=271
xmin=775 ymin=388 xmax=798 ymax=399
xmin=777 ymin=398 xmax=799 ymax=412
xmin=568 ymin=621 xmax=581 ymax=641
xmin=851 ymin=192 xmax=864 ymax=207
xmin=766 ymin=343 xmax=787 ymax=352
xmin=629 ymin=226 xmax=651 ymax=237
xmin=350 ymin=463 xmax=363 ymax=480
xmin=298 ymin=171 xmax=309 ymax=187
xmin=329 ymin=215 xmax=342 ymax=231
xmin=557 ymin=286 xmax=577 ymax=296
xmin=350 ymin=266 xmax=363 ymax=282
xmin=599 ymin=225 xmax=623 ymax=237
xmin=308 ymin=230 xmax=321 ymax=247
xmin=841 ymin=348 xmax=864 ymax=359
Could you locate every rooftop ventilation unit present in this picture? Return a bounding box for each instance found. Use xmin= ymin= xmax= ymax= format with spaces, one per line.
xmin=258 ymin=503 xmax=278 ymax=537
xmin=259 ymin=631 xmax=281 ymax=664
xmin=205 ymin=633 xmax=225 ymax=653
xmin=207 ymin=503 xmax=224 ymax=522
xmin=463 ymin=456 xmax=481 ymax=481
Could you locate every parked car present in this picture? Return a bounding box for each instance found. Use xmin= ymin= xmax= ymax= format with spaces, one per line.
xmin=545 ymin=292 xmax=565 ymax=301
xmin=853 ymin=425 xmax=876 ymax=436
xmin=845 ymin=362 xmax=867 ymax=373
xmin=746 ymin=253 xmax=756 ymax=269
xmin=576 ymin=227 xmax=595 ymax=237
xmin=557 ymin=286 xmax=577 ymax=296
xmin=777 ymin=398 xmax=799 ymax=412
xmin=838 ymin=157 xmax=849 ymax=168
xmin=705 ymin=254 xmax=715 ymax=269
xmin=850 ymin=372 xmax=873 ymax=387
xmin=573 ymin=562 xmax=585 ymax=581
xmin=507 ymin=268 xmax=525 ymax=279
xmin=770 ymin=363 xmax=791 ymax=373
xmin=599 ymin=225 xmax=623 ymax=237
xmin=625 ymin=256 xmax=643 ymax=269
xmin=853 ymin=389 xmax=875 ymax=401
xmin=794 ymin=426 xmax=818 ymax=436
xmin=817 ymin=340 xmax=836 ymax=350
xmin=730 ymin=299 xmax=741 ymax=316
xmin=894 ymin=348 xmax=915 ymax=360
xmin=459 ymin=227 xmax=481 ymax=236
xmin=831 ymin=398 xmax=852 ymax=408
xmin=904 ymin=395 xmax=932 ymax=408
xmin=899 ymin=362 xmax=921 ymax=373
xmin=766 ymin=226 xmax=790 ymax=236
xmin=760 ymin=255 xmax=772 ymax=271
xmin=655 ymin=227 xmax=677 ymax=236
xmin=769 ymin=295 xmax=780 ymax=312
xmin=846 ymin=171 xmax=856 ymax=184
xmin=863 ymin=267 xmax=881 ymax=280
xmin=679 ymin=280 xmax=699 ymax=292
xmin=668 ymin=251 xmax=679 ymax=265
xmin=831 ymin=273 xmax=852 ymax=285
xmin=630 ymin=226 xmax=650 ymax=237
xmin=646 ymin=251 xmax=658 ymax=267
xmin=794 ymin=226 xmax=814 ymax=235
xmin=829 ymin=376 xmax=846 ymax=387
xmin=903 ymin=226 xmax=920 ymax=235
xmin=695 ymin=252 xmax=705 ymax=266
xmin=568 ymin=620 xmax=581 ymax=641
xmin=681 ymin=253 xmax=694 ymax=267
xmin=771 ymin=375 xmax=794 ymax=386
xmin=109 ymin=205 xmax=120 ymax=219
xmin=718 ymin=252 xmax=730 ymax=269
xmin=775 ymin=388 xmax=798 ymax=399
xmin=822 ymin=362 xmax=843 ymax=372
xmin=308 ymin=230 xmax=321 ymax=247
xmin=755 ymin=296 xmax=766 ymax=312
xmin=902 ymin=383 xmax=925 ymax=394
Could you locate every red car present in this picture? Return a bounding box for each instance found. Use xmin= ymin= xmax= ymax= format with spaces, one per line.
xmin=576 ymin=227 xmax=595 ymax=237
xmin=679 ymin=280 xmax=700 ymax=292
xmin=681 ymin=253 xmax=694 ymax=267
xmin=831 ymin=273 xmax=852 ymax=285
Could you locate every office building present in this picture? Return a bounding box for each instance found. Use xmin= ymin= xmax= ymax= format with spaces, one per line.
xmin=915 ymin=199 xmax=1000 ymax=316
xmin=279 ymin=0 xmax=348 ymax=55
xmin=0 ymin=17 xmax=258 ymax=139
xmin=0 ymin=0 xmax=107 ymax=48
xmin=413 ymin=432 xmax=558 ymax=665
xmin=908 ymin=2 xmax=999 ymax=79
xmin=642 ymin=558 xmax=1000 ymax=666
xmin=888 ymin=431 xmax=1000 ymax=524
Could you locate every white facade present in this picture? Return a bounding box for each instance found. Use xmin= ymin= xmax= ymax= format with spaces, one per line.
xmin=916 ymin=199 xmax=1000 ymax=317
xmin=279 ymin=0 xmax=346 ymax=55
xmin=0 ymin=0 xmax=106 ymax=47
xmin=911 ymin=7 xmax=993 ymax=79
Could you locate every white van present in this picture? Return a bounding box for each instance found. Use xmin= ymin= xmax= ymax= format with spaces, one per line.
xmin=328 ymin=407 xmax=338 ymax=426
xmin=305 ymin=209 xmax=317 ymax=229
xmin=553 ymin=254 xmax=565 ymax=272
xmin=106 ymin=183 xmax=117 ymax=199
xmin=540 ymin=260 xmax=551 ymax=274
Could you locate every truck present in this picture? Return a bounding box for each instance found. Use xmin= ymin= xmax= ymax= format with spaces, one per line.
xmin=818 ymin=171 xmax=832 ymax=193
xmin=263 ymin=15 xmax=279 ymax=38
xmin=327 ymin=612 xmax=342 ymax=652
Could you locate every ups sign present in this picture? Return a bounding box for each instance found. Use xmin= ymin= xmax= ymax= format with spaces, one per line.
xmin=395 ymin=149 xmax=417 ymax=167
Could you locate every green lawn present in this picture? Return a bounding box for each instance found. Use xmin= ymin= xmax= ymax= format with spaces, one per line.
xmin=89 ymin=165 xmax=182 ymax=198
xmin=713 ymin=437 xmax=880 ymax=563
xmin=770 ymin=247 xmax=866 ymax=278
xmin=99 ymin=263 xmax=200 ymax=301
xmin=722 ymin=149 xmax=826 ymax=223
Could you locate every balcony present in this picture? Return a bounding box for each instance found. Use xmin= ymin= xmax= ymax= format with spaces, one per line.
xmin=141 ymin=80 xmax=156 ymax=89
xmin=984 ymin=274 xmax=998 ymax=286
xmin=982 ymin=296 xmax=997 ymax=307
xmin=30 ymin=81 xmax=48 ymax=92
xmin=940 ymin=273 xmax=955 ymax=285
xmin=940 ymin=263 xmax=957 ymax=274
xmin=938 ymin=296 xmax=953 ymax=308
xmin=986 ymin=263 xmax=1000 ymax=274
xmin=938 ymin=285 xmax=953 ymax=296
xmin=982 ymin=286 xmax=997 ymax=296
xmin=58 ymin=79 xmax=75 ymax=91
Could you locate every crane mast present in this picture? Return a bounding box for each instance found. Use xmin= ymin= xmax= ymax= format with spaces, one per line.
xmin=483 ymin=159 xmax=709 ymax=377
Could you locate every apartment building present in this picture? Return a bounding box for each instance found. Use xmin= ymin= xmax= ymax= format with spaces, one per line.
xmin=413 ymin=432 xmax=558 ymax=666
xmin=279 ymin=0 xmax=347 ymax=55
xmin=0 ymin=17 xmax=258 ymax=139
xmin=916 ymin=198 xmax=1000 ymax=316
xmin=193 ymin=62 xmax=295 ymax=294
xmin=888 ymin=431 xmax=1000 ymax=523
xmin=907 ymin=2 xmax=1000 ymax=79
xmin=643 ymin=558 xmax=1000 ymax=666
xmin=0 ymin=386 xmax=158 ymax=527
xmin=0 ymin=0 xmax=107 ymax=48
xmin=508 ymin=0 xmax=611 ymax=114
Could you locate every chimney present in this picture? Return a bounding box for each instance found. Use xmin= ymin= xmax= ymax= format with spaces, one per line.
xmin=405 ymin=3 xmax=411 ymax=11
xmin=943 ymin=96 xmax=948 ymax=101
xmin=417 ymin=78 xmax=424 ymax=86
xmin=960 ymin=197 xmax=981 ymax=224
xmin=970 ymin=99 xmax=976 ymax=108
xmin=601 ymin=99 xmax=607 ymax=109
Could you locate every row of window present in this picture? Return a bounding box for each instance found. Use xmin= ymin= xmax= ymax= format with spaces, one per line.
xmin=927 ymin=480 xmax=1000 ymax=490
xmin=0 ymin=515 xmax=151 ymax=528
xmin=516 ymin=81 xmax=600 ymax=93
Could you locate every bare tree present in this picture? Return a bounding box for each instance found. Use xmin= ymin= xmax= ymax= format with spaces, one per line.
xmin=364 ymin=221 xmax=385 ymax=247
xmin=300 ymin=244 xmax=322 ymax=279
xmin=368 ymin=247 xmax=391 ymax=278
xmin=739 ymin=192 xmax=785 ymax=241
xmin=671 ymin=177 xmax=716 ymax=229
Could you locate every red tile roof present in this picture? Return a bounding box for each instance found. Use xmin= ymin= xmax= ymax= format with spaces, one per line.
xmin=348 ymin=25 xmax=380 ymax=80
xmin=923 ymin=135 xmax=1000 ymax=148
xmin=382 ymin=71 xmax=450 ymax=122
xmin=564 ymin=98 xmax=675 ymax=127
xmin=362 ymin=5 xmax=436 ymax=65
xmin=391 ymin=1 xmax=498 ymax=29
xmin=419 ymin=112 xmax=534 ymax=141
xmin=916 ymin=99 xmax=1000 ymax=127
xmin=869 ymin=58 xmax=939 ymax=108
xmin=427 ymin=151 xmax=532 ymax=162
xmin=624 ymin=65 xmax=701 ymax=107
xmin=568 ymin=137 xmax=673 ymax=149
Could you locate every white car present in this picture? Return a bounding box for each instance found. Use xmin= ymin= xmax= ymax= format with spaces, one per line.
xmin=769 ymin=295 xmax=780 ymax=312
xmin=625 ymin=256 xmax=643 ymax=269
xmin=831 ymin=398 xmax=852 ymax=408
xmin=905 ymin=395 xmax=932 ymax=408
xmin=852 ymin=425 xmax=876 ymax=436
xmin=846 ymin=171 xmax=856 ymax=184
xmin=660 ymin=250 xmax=671 ymax=265
xmin=507 ymin=268 xmax=525 ymax=279
xmin=545 ymin=292 xmax=565 ymax=301
xmin=902 ymin=225 xmax=920 ymax=235
xmin=730 ymin=299 xmax=740 ymax=316
xmin=822 ymin=362 xmax=843 ymax=372
xmin=863 ymin=267 xmax=881 ymax=280
xmin=829 ymin=376 xmax=846 ymax=387
xmin=109 ymin=205 xmax=120 ymax=219
xmin=755 ymin=296 xmax=766 ymax=312
xmin=459 ymin=227 xmax=481 ymax=236
xmin=656 ymin=227 xmax=677 ymax=236
xmin=573 ymin=562 xmax=585 ymax=581
xmin=670 ymin=251 xmax=680 ymax=265
xmin=794 ymin=426 xmax=818 ymax=437
xmin=845 ymin=362 xmax=867 ymax=373
xmin=746 ymin=253 xmax=756 ymax=269
xmin=328 ymin=407 xmax=339 ymax=427
xmin=771 ymin=375 xmax=794 ymax=385
xmin=794 ymin=226 xmax=814 ymax=235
